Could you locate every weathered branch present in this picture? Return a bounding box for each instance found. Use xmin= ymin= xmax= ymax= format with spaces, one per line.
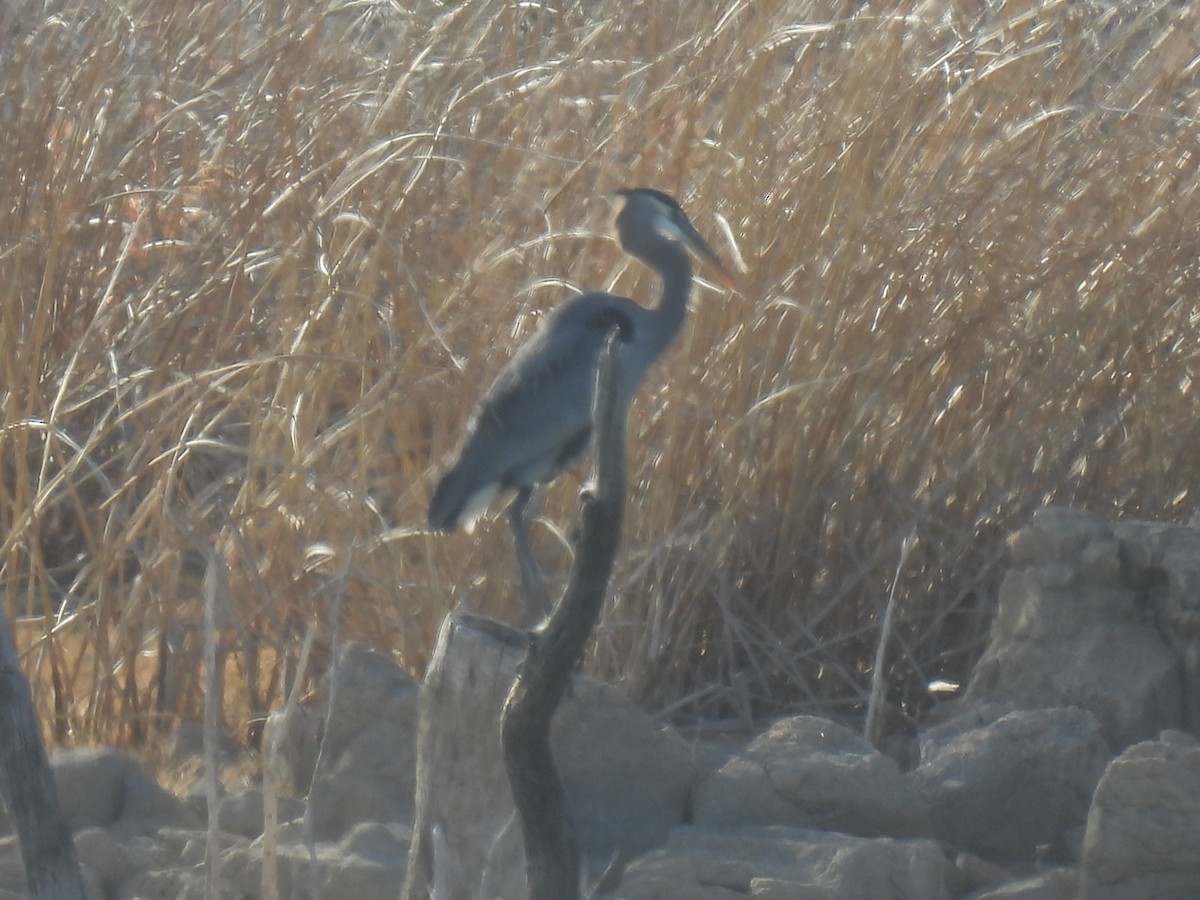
xmin=500 ymin=330 xmax=628 ymax=900
xmin=0 ymin=613 xmax=87 ymax=899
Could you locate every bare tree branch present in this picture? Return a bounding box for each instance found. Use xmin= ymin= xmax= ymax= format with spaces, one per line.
xmin=501 ymin=330 xmax=628 ymax=900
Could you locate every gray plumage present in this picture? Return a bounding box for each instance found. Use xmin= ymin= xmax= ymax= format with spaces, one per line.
xmin=428 ymin=187 xmax=734 ymax=534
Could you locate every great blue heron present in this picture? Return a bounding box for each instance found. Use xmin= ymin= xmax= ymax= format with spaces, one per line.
xmin=428 ymin=187 xmax=736 ymax=621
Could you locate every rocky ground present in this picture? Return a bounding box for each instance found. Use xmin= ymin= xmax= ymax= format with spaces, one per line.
xmin=3 ymin=506 xmax=1200 ymax=899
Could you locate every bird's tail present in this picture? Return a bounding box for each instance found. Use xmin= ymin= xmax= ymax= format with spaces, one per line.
xmin=428 ymin=466 xmax=497 ymax=534
xmin=427 ymin=468 xmax=464 ymax=531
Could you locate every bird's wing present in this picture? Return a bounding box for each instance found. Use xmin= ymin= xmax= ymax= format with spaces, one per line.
xmin=455 ymin=292 xmax=638 ymax=485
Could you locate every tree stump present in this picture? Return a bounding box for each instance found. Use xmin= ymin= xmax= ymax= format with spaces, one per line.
xmin=400 ymin=611 xmax=530 ymax=900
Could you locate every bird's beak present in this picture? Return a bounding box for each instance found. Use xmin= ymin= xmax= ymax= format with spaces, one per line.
xmin=680 ymin=220 xmax=737 ymax=292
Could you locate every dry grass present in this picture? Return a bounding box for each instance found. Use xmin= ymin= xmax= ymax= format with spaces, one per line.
xmin=2 ymin=0 xmax=1199 ymax=747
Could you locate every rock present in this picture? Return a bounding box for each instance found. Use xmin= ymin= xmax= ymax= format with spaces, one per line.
xmin=337 ymin=821 xmax=410 ymax=865
xmin=264 ymin=642 xmax=419 ymax=807
xmin=218 ymin=787 xmax=305 ymax=839
xmin=0 ymin=830 xmax=107 ymax=899
xmin=309 ymin=717 xmax=418 ymax=840
xmin=51 ymin=747 xmax=199 ymax=834
xmin=1112 ymin=517 xmax=1200 ymax=731
xmin=951 ymin=850 xmax=1014 ymax=896
xmin=693 ymin=715 xmax=931 ymax=839
xmin=554 ymin=677 xmax=694 ymax=862
xmin=320 ymin=642 xmax=420 ymax=753
xmin=73 ymin=827 xmax=171 ymax=895
xmin=304 ymin=642 xmax=420 ymax=839
xmin=750 ymin=878 xmax=837 ymax=899
xmin=1079 ymin=730 xmax=1200 ymax=899
xmin=965 ymin=867 xmax=1079 ymax=899
xmin=912 ymin=706 xmax=1108 ymax=863
xmin=115 ymin=867 xmax=244 ymax=900
xmin=966 ymin=507 xmax=1187 ymax=748
xmin=223 ymin=838 xmax=406 ymax=900
xmin=612 ymin=825 xmax=953 ymax=900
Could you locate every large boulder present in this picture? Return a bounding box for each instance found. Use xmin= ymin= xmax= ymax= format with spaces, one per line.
xmin=613 ymin=825 xmax=953 ymax=900
xmin=289 ymin=642 xmax=421 ymax=840
xmin=1079 ymin=730 xmax=1200 ymax=899
xmin=50 ymin=747 xmax=199 ymax=835
xmin=693 ymin=715 xmax=931 ymax=839
xmin=965 ymin=506 xmax=1191 ymax=748
xmin=554 ymin=677 xmax=694 ymax=862
xmin=911 ymin=705 xmax=1108 ymax=863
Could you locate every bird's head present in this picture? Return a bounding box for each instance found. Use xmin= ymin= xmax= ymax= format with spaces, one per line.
xmin=613 ymin=188 xmax=736 ymax=290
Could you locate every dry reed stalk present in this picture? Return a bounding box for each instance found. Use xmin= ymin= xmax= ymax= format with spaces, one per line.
xmin=202 ymin=547 xmax=229 ymax=900
xmin=864 ymin=531 xmax=916 ymax=747
xmin=262 ymin=621 xmax=316 ymax=900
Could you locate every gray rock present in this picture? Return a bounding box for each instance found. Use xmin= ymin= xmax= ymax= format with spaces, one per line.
xmin=0 ymin=833 xmax=108 ymax=900
xmin=265 ymin=642 xmax=418 ymax=804
xmin=1080 ymin=730 xmax=1200 ymax=899
xmin=1112 ymin=517 xmax=1200 ymax=731
xmin=554 ymin=677 xmax=695 ymax=861
xmin=694 ymin=715 xmax=932 ymax=839
xmin=182 ymin=777 xmax=224 ymax=822
xmin=223 ymin=838 xmax=405 ymax=900
xmin=320 ymin=642 xmax=419 ymax=756
xmin=965 ymin=867 xmax=1078 ymax=899
xmin=304 ymin=643 xmax=420 ymax=839
xmin=51 ymin=747 xmax=199 ymax=834
xmin=750 ymin=879 xmax=839 ymax=899
xmin=966 ymin=507 xmax=1186 ymax=749
xmin=115 ymin=867 xmax=244 ymax=900
xmin=912 ymin=706 xmax=1108 ymax=862
xmin=72 ymin=828 xmax=172 ymax=895
xmin=217 ymin=787 xmax=305 ymax=839
xmin=612 ymin=825 xmax=953 ymax=900
xmin=337 ymin=821 xmax=410 ymax=865
xmin=309 ymin=716 xmax=418 ymax=839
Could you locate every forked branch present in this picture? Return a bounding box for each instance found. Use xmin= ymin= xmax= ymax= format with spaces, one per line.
xmin=500 ymin=330 xmax=628 ymax=900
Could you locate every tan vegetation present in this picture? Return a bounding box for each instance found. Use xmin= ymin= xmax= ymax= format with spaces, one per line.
xmin=2 ymin=0 xmax=1198 ymax=748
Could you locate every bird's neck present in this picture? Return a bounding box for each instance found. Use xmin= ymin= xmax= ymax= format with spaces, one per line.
xmin=643 ymin=249 xmax=693 ymax=359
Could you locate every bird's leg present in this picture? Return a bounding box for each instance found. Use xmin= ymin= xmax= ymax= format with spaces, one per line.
xmin=509 ymin=485 xmax=551 ymax=625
